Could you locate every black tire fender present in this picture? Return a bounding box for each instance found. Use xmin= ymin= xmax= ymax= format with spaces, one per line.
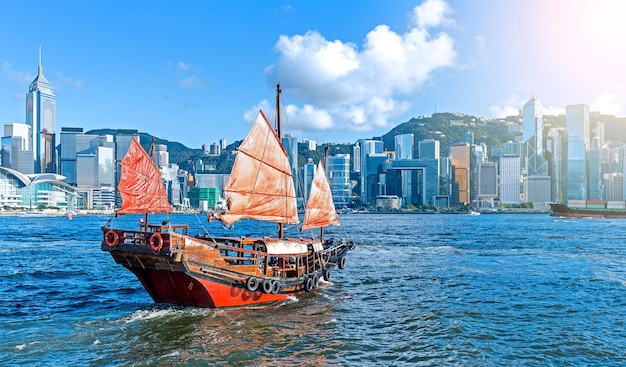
xmin=338 ymin=256 xmax=346 ymax=270
xmin=323 ymin=268 xmax=332 ymax=281
xmin=271 ymin=280 xmax=280 ymax=294
xmin=261 ymin=279 xmax=273 ymax=293
xmin=246 ymin=277 xmax=259 ymax=292
xmin=305 ymin=277 xmax=313 ymax=292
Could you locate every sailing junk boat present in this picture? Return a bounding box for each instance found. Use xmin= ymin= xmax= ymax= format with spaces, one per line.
xmin=101 ymin=85 xmax=355 ymax=308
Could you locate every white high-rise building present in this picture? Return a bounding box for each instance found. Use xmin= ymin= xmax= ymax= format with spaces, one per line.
xmin=500 ymin=155 xmax=521 ymax=204
xmin=26 ymin=49 xmax=56 ymax=173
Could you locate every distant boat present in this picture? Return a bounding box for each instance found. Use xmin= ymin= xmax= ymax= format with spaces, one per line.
xmin=21 ymin=210 xmax=45 ymax=217
xmin=549 ymin=202 xmax=626 ymax=218
xmin=101 ymin=84 xmax=355 ymax=308
xmin=468 ymin=210 xmax=480 ymax=216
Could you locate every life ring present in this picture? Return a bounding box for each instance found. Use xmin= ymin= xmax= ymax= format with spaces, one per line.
xmin=149 ymin=232 xmax=163 ymax=252
xmin=261 ymin=279 xmax=273 ymax=294
xmin=246 ymin=277 xmax=259 ymax=292
xmin=338 ymin=256 xmax=346 ymax=270
xmin=323 ymin=268 xmax=332 ymax=281
xmin=304 ymin=277 xmax=313 ymax=292
xmin=104 ymin=230 xmax=119 ymax=247
xmin=271 ymin=280 xmax=280 ymax=294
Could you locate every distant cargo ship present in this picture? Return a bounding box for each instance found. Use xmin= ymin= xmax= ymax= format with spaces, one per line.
xmin=549 ymin=200 xmax=626 ymax=218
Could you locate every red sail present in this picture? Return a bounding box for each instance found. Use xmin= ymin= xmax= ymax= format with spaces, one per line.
xmin=218 ymin=111 xmax=299 ymax=225
xmin=301 ymin=161 xmax=340 ymax=231
xmin=117 ymin=138 xmax=172 ymax=215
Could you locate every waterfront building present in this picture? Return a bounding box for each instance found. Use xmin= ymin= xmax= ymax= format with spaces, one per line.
xmin=1 ymin=123 xmax=34 ymax=174
xmin=500 ymin=154 xmax=521 ymax=204
xmin=524 ymin=96 xmax=548 ymax=177
xmin=327 ymin=154 xmax=351 ymax=208
xmin=450 ymin=142 xmax=470 ymax=206
xmin=439 ymin=157 xmax=452 ymax=197
xmin=26 ymin=50 xmax=56 ymax=174
xmin=588 ymin=149 xmax=603 ymax=200
xmin=565 ymin=104 xmax=590 ymax=201
xmin=59 ymin=127 xmax=99 ymax=186
xmin=0 ymin=167 xmax=80 ymax=209
xmin=352 ymin=142 xmax=361 ymax=173
xmin=477 ymin=161 xmax=497 ymax=201
xmin=418 ymin=139 xmax=440 ymax=160
xmin=546 ymin=128 xmax=564 ymax=203
xmin=387 ymin=158 xmax=439 ymax=207
xmin=604 ymin=173 xmax=624 ymax=201
xmin=76 ymin=145 xmax=114 ymax=189
xmin=358 ymin=139 xmax=384 ymax=205
xmin=394 ymin=134 xmax=414 ymax=160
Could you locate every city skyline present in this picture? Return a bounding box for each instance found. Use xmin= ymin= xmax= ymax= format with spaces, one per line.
xmin=2 ymin=0 xmax=626 ymax=149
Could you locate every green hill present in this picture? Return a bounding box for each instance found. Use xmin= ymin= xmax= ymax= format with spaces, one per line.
xmin=87 ymin=111 xmax=626 ymax=173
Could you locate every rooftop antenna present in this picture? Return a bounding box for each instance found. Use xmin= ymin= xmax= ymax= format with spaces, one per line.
xmin=38 ymin=45 xmax=42 ymax=75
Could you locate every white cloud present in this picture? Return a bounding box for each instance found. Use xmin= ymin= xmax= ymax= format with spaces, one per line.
xmin=590 ymin=89 xmax=626 ymax=116
xmin=489 ymin=94 xmax=567 ymax=118
xmin=488 ymin=95 xmax=521 ymax=118
xmin=410 ymin=0 xmax=454 ymax=29
xmin=3 ymin=61 xmax=32 ymax=84
xmin=261 ymin=0 xmax=457 ymax=134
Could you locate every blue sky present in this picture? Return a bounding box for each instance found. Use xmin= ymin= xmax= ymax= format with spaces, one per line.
xmin=2 ymin=0 xmax=625 ymax=148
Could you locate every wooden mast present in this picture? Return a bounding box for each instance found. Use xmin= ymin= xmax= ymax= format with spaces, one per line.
xmin=276 ymin=83 xmax=285 ymax=239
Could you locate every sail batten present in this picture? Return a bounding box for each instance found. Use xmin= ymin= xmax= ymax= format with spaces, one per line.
xmin=218 ymin=111 xmax=299 ymax=225
xmin=117 ymin=138 xmax=172 ymax=215
xmin=301 ymin=161 xmax=340 ymax=231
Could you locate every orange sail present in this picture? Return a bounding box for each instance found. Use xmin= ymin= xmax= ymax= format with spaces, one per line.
xmin=301 ymin=161 xmax=340 ymax=231
xmin=117 ymin=138 xmax=172 ymax=215
xmin=218 ymin=111 xmax=299 ymax=225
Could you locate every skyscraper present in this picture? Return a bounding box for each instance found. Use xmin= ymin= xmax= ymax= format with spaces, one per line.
xmin=523 ymin=95 xmax=547 ymax=176
xmin=418 ymin=139 xmax=440 ymax=160
xmin=500 ymin=155 xmax=521 ymax=204
xmin=26 ymin=48 xmax=56 ymax=173
xmin=394 ymin=134 xmax=414 ymax=160
xmin=450 ymin=142 xmax=470 ymax=206
xmin=327 ymin=154 xmax=351 ymax=208
xmin=565 ymin=104 xmax=590 ymax=201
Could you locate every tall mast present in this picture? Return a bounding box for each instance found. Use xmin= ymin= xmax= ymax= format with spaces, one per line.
xmin=276 ymin=83 xmax=284 ymax=239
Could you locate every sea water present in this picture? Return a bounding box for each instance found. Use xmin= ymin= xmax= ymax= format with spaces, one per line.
xmin=1 ymin=213 xmax=625 ymax=366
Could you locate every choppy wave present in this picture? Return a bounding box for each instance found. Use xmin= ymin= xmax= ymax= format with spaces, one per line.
xmin=1 ymin=214 xmax=626 ymax=366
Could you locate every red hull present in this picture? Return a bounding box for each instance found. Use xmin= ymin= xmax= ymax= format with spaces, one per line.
xmin=102 ymin=225 xmax=353 ymax=308
xmin=129 ymin=267 xmax=294 ymax=308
